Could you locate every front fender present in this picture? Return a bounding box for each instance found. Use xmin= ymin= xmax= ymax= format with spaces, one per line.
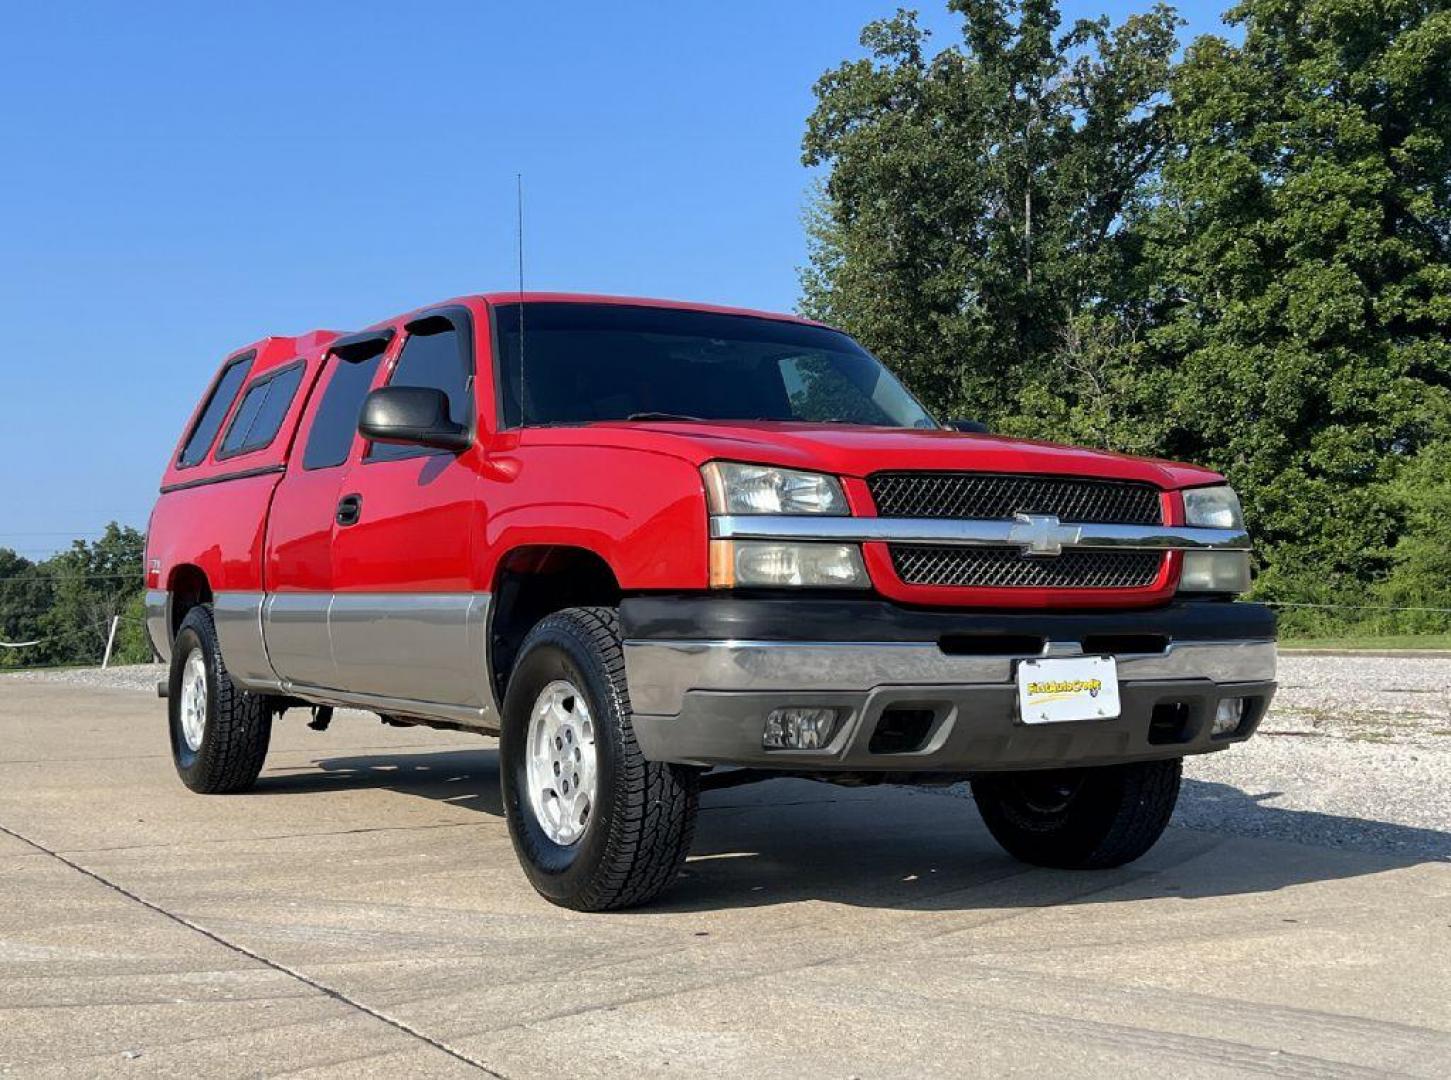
xmin=479 ymin=445 xmax=709 ymax=590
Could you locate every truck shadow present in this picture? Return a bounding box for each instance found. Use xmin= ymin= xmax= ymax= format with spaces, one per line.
xmin=268 ymin=748 xmax=1450 ymax=912
xmin=260 ymin=747 xmax=507 ymax=817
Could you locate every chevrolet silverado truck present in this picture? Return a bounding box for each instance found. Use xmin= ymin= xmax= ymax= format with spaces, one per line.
xmin=145 ymin=293 xmax=1276 ymax=910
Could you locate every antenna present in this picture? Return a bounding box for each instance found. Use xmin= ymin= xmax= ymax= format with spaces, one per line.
xmin=515 ymin=173 xmax=527 ymax=427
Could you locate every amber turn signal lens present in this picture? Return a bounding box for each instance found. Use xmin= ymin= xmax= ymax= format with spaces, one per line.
xmin=709 ymin=539 xmax=738 ymax=588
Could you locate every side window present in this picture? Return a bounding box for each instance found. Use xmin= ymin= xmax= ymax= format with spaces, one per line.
xmin=217 ymin=363 xmax=306 ymax=459
xmin=367 ymin=320 xmax=471 ymax=462
xmin=177 ymin=353 xmax=253 ymax=466
xmin=302 ymin=348 xmax=386 ymax=470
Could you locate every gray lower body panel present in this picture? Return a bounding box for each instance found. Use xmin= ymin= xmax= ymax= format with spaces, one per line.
xmin=263 ymin=593 xmax=333 ymax=689
xmin=212 ymin=592 xmax=274 ymax=687
xmin=327 ymin=592 xmax=491 ymax=707
xmin=144 ymin=589 xmax=170 ymax=664
xmin=195 ymin=589 xmax=497 ymax=730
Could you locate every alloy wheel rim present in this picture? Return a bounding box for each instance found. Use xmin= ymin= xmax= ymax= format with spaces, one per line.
xmin=524 ymin=679 xmax=598 ymax=846
xmin=180 ymin=649 xmax=208 ymax=753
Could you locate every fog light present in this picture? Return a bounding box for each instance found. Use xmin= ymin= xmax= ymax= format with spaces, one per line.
xmin=763 ymin=707 xmax=838 ymax=750
xmin=1212 ymin=697 xmax=1245 ymax=736
xmin=1179 ymin=550 xmax=1252 ymax=594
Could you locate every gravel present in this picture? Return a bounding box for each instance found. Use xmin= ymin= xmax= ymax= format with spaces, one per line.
xmin=1173 ymin=653 xmax=1451 ymax=859
xmin=10 ymin=655 xmax=1451 ymax=860
xmin=4 ymin=662 xmax=167 ymax=695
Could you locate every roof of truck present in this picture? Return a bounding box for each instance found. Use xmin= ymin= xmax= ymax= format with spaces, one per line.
xmin=471 ymin=291 xmax=826 ymax=328
xmin=228 ymin=330 xmax=342 ymax=374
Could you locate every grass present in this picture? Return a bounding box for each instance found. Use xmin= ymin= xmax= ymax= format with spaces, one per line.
xmin=1280 ymin=634 xmax=1451 ymax=651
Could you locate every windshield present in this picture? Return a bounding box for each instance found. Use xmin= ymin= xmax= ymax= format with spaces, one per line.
xmin=494 ymin=302 xmax=938 ymax=430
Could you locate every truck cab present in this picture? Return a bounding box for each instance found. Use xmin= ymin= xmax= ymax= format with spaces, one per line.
xmin=146 ymin=293 xmax=1275 ymax=910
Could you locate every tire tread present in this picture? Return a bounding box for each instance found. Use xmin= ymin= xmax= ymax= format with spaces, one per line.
xmin=508 ymin=606 xmax=698 ymax=911
xmin=971 ymin=758 xmax=1181 ymax=870
xmin=172 ymin=605 xmax=271 ymax=794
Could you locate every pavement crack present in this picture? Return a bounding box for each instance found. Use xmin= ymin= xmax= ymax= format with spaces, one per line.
xmin=0 ymin=821 xmax=507 ymax=1078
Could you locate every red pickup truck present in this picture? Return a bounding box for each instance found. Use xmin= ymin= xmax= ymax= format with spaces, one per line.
xmin=145 ymin=293 xmax=1275 ymax=910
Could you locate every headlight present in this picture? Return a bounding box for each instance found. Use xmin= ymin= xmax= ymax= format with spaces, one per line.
xmin=702 ymin=462 xmax=849 ymax=516
xmin=709 ymin=540 xmax=868 ymax=589
xmin=1182 ymin=485 xmax=1244 ymax=529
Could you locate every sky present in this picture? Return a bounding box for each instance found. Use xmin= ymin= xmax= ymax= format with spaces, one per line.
xmin=0 ymin=0 xmax=1230 ymax=556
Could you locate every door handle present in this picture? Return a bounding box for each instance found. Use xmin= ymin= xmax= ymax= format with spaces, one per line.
xmin=336 ymin=493 xmax=363 ymax=527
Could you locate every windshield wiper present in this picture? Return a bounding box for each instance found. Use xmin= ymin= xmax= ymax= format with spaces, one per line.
xmin=624 ymin=412 xmax=707 ymax=422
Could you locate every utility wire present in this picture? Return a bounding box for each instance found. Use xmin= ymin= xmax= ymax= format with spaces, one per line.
xmin=0 ymin=573 xmax=142 ymax=586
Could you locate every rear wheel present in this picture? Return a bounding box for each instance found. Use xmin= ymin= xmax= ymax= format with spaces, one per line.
xmin=167 ymin=605 xmax=272 ymax=794
xmin=970 ymin=759 xmax=1181 ymax=869
xmin=500 ymin=606 xmax=698 ymax=910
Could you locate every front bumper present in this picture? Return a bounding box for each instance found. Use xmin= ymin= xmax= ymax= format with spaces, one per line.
xmin=621 ymin=598 xmax=1277 ymax=773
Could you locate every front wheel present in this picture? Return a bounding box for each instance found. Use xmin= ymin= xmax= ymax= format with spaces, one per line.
xmin=167 ymin=605 xmax=272 ymax=794
xmin=500 ymin=607 xmax=699 ymax=911
xmin=970 ymin=758 xmax=1182 ymax=870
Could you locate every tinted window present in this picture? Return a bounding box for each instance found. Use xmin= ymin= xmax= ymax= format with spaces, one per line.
xmin=178 ymin=353 xmax=253 ymax=466
xmin=218 ymin=364 xmax=305 ymax=458
xmin=493 ymin=303 xmax=936 ymax=429
xmin=303 ymin=349 xmax=386 ymax=470
xmin=367 ymin=323 xmax=471 ymax=461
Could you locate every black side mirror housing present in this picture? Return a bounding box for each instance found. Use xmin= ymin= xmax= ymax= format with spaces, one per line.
xmin=947 ymin=419 xmax=990 ymax=434
xmin=358 ymin=386 xmax=471 ymax=451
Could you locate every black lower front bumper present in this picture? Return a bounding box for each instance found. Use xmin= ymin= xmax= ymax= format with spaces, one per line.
xmin=620 ymin=597 xmax=1277 ymax=773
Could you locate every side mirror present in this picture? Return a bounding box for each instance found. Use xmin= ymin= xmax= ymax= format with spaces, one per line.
xmin=358 ymin=386 xmax=471 ymax=451
xmin=947 ymin=419 xmax=990 ymax=434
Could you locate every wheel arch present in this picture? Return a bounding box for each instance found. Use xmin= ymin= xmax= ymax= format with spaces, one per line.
xmin=167 ymin=563 xmax=214 ymax=641
xmin=488 ymin=545 xmax=623 ymax=704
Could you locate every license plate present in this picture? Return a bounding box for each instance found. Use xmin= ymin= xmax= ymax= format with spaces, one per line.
xmin=1017 ymin=656 xmax=1121 ymax=725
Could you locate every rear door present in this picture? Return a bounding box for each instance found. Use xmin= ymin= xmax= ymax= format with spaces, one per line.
xmin=325 ymin=306 xmax=486 ymax=707
xmin=264 ymin=330 xmax=394 ymax=689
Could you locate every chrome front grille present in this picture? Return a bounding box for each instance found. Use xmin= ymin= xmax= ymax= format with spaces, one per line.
xmin=890 ymin=546 xmax=1164 ymax=590
xmin=868 ymin=472 xmax=1163 ymax=525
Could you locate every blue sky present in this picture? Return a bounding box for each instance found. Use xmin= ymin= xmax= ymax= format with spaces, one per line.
xmin=0 ymin=1 xmax=1229 ymax=554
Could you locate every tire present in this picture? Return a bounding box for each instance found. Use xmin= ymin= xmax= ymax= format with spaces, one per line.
xmin=500 ymin=606 xmax=699 ymax=911
xmin=970 ymin=758 xmax=1182 ymax=870
xmin=167 ymin=605 xmax=272 ymax=794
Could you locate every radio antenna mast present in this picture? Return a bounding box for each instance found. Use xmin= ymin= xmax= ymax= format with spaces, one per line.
xmin=516 ymin=172 xmax=527 ymax=426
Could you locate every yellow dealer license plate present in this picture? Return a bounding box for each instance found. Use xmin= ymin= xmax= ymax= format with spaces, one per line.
xmin=1017 ymin=656 xmax=1121 ymax=725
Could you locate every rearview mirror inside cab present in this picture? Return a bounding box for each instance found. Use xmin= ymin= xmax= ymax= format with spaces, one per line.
xmin=358 ymin=386 xmax=471 ymax=451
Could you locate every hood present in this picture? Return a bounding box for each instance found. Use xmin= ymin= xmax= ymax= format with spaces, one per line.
xmin=561 ymin=420 xmax=1222 ymax=489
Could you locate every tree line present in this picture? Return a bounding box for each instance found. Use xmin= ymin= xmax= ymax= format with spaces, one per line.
xmin=0 ymin=524 xmax=152 ymax=669
xmin=802 ymin=0 xmax=1451 ymax=634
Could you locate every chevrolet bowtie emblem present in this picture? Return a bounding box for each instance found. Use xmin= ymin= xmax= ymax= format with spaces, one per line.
xmin=1008 ymin=513 xmax=1081 ymax=558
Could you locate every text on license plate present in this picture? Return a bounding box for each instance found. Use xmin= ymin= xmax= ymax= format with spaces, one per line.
xmin=1017 ymin=656 xmax=1121 ymax=725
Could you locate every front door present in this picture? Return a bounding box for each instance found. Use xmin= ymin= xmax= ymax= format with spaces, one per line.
xmin=326 ymin=307 xmax=486 ymax=709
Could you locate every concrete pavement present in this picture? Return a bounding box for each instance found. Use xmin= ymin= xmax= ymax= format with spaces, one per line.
xmin=2 ymin=679 xmax=1448 ymax=1078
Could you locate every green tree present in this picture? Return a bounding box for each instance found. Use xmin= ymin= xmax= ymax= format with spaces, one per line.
xmin=1140 ymin=0 xmax=1451 ymax=608
xmin=801 ymin=0 xmax=1181 ymax=437
xmin=38 ymin=523 xmax=148 ymax=666
xmin=1372 ymin=441 xmax=1451 ymax=633
xmin=0 ymin=549 xmax=49 ymax=669
xmin=0 ymin=524 xmax=152 ymax=669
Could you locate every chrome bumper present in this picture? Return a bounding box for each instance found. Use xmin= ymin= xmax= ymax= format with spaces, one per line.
xmin=623 ymin=638 xmax=1277 ymax=771
xmin=624 ymin=638 xmax=1276 ymax=717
